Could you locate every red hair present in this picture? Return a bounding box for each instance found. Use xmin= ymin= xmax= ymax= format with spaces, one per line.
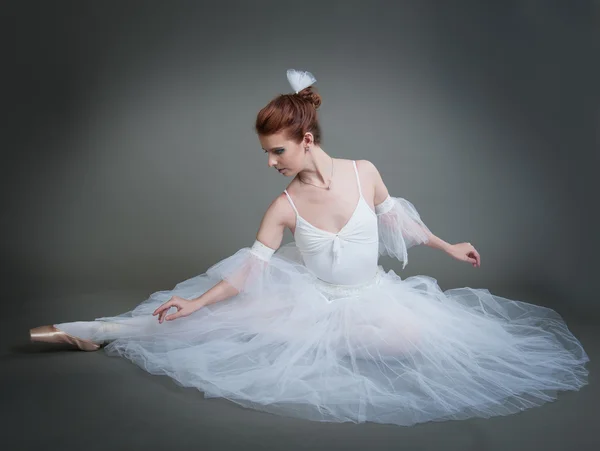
xmin=255 ymin=86 xmax=323 ymax=145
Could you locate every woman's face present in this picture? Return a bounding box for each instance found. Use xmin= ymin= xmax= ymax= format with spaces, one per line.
xmin=259 ymin=131 xmax=310 ymax=176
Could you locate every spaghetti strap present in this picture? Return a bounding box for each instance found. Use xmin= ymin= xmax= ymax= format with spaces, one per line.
xmin=352 ymin=160 xmax=363 ymax=198
xmin=283 ymin=189 xmax=299 ymax=216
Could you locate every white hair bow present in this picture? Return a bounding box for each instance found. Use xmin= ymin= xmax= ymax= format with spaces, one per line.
xmin=286 ymin=69 xmax=317 ymax=94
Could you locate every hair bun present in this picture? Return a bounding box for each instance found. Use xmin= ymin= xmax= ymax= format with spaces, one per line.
xmin=298 ymin=87 xmax=322 ymax=110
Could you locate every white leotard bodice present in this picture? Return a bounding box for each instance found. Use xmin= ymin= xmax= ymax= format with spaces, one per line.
xmin=283 ymin=161 xmax=379 ymax=285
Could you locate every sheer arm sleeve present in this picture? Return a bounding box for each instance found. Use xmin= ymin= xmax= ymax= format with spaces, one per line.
xmin=205 ymin=240 xmax=310 ymax=296
xmin=205 ymin=240 xmax=275 ymax=295
xmin=375 ymin=195 xmax=431 ymax=269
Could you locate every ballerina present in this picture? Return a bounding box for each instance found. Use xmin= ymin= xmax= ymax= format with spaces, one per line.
xmin=30 ymin=69 xmax=589 ymax=427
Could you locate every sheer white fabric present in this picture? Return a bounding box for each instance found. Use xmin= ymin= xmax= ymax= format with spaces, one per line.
xmin=375 ymin=195 xmax=431 ymax=268
xmin=57 ymin=261 xmax=589 ymax=426
xmin=52 ymin=175 xmax=589 ymax=426
xmin=204 ymin=240 xmax=281 ymax=295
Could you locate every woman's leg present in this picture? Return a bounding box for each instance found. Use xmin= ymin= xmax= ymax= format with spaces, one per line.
xmin=55 ymin=315 xmax=160 ymax=343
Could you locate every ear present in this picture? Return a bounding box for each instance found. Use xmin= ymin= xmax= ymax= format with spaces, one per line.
xmin=303 ymin=132 xmax=314 ymax=146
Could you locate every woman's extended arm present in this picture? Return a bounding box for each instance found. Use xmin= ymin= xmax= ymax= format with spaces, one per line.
xmin=191 ymin=197 xmax=287 ymax=307
xmin=153 ymin=195 xmax=289 ymax=322
xmin=364 ymin=160 xmax=480 ymax=268
xmin=371 ymin=166 xmax=451 ymax=253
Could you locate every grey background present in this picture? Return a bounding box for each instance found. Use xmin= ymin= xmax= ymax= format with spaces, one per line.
xmin=2 ymin=1 xmax=599 ymax=450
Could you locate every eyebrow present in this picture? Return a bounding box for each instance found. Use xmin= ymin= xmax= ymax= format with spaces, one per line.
xmin=262 ymin=146 xmax=283 ymax=151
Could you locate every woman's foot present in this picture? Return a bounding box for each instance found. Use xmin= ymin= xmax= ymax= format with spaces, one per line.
xmin=29 ymin=325 xmax=103 ymax=351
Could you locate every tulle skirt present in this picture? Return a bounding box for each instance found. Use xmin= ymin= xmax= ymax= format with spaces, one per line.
xmin=57 ymin=245 xmax=589 ymax=426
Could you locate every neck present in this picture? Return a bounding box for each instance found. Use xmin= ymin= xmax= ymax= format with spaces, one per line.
xmin=299 ymin=147 xmax=333 ymax=186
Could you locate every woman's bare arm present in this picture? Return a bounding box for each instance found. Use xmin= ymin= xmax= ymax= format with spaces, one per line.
xmin=363 ymin=159 xmax=480 ymax=266
xmin=190 ymin=195 xmax=289 ymax=307
xmin=362 ymin=160 xmax=452 ymax=253
xmin=153 ymin=195 xmax=290 ymax=322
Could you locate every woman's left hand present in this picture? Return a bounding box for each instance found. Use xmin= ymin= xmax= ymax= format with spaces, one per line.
xmin=447 ymin=242 xmax=480 ymax=267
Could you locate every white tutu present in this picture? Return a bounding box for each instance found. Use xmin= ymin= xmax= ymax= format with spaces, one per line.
xmin=55 ymin=176 xmax=590 ymax=426
xmin=58 ymin=241 xmax=589 ymax=426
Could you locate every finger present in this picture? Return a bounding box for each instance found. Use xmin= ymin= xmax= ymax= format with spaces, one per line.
xmin=159 ymin=309 xmax=168 ymax=323
xmin=166 ymin=310 xmax=183 ymax=321
xmin=153 ymin=300 xmax=172 ymax=315
xmin=159 ymin=305 xmax=174 ymax=323
xmin=154 ymin=305 xmax=169 ymax=317
xmin=160 ymin=304 xmax=176 ymax=323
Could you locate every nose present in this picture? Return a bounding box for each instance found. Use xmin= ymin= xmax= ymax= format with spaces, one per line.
xmin=268 ymin=157 xmax=278 ymax=168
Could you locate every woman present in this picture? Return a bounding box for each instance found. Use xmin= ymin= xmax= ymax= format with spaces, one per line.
xmin=30 ymin=69 xmax=589 ymax=426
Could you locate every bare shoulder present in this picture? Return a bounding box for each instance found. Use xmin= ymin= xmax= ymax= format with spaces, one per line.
xmin=260 ymin=192 xmax=295 ymax=228
xmin=255 ymin=192 xmax=295 ymax=250
xmin=355 ymin=159 xmax=382 ymax=181
xmin=355 ymin=159 xmax=388 ymax=204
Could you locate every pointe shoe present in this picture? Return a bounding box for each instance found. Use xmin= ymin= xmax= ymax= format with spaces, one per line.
xmin=29 ymin=325 xmax=102 ymax=352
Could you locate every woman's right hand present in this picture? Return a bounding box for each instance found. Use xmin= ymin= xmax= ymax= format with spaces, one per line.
xmin=152 ymin=295 xmax=199 ymax=323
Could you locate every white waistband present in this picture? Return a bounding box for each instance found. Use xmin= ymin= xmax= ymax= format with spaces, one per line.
xmin=315 ymin=266 xmax=384 ymax=301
